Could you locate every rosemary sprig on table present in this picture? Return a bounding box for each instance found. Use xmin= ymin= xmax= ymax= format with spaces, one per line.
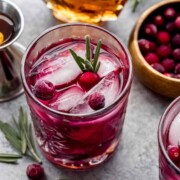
xmin=70 ymin=36 xmax=102 ymax=73
xmin=0 ymin=107 xmax=41 ymax=164
xmin=131 ymin=0 xmax=146 ymax=12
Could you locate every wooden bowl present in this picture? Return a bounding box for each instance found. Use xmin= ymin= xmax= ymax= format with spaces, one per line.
xmin=128 ymin=0 xmax=180 ymax=98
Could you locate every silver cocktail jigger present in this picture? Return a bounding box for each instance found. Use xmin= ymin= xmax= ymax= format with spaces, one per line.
xmin=0 ymin=0 xmax=25 ymax=102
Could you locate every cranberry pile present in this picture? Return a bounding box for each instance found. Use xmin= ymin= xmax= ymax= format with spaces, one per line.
xmin=138 ymin=6 xmax=180 ymax=79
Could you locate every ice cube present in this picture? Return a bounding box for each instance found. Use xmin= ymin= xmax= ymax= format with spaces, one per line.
xmin=97 ymin=52 xmax=120 ymax=78
xmin=30 ymin=43 xmax=87 ymax=88
xmin=70 ymin=71 xmax=120 ymax=114
xmin=49 ymin=86 xmax=84 ymax=112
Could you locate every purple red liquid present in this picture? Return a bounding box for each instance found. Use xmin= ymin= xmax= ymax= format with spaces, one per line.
xmin=26 ymin=38 xmax=130 ymax=169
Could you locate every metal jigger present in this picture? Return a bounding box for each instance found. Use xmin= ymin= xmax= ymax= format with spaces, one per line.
xmin=0 ymin=0 xmax=25 ymax=102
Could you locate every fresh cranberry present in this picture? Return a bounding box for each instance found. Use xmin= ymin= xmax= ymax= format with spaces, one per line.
xmin=161 ymin=58 xmax=175 ymax=72
xmin=173 ymin=48 xmax=180 ymax=61
xmin=78 ymin=72 xmax=100 ymax=90
xmin=33 ymin=80 xmax=55 ymax=100
xmin=175 ymin=16 xmax=180 ymax=29
xmin=144 ymin=24 xmax=157 ymax=37
xmin=144 ymin=53 xmax=159 ymax=64
xmin=88 ymin=92 xmax=105 ymax=110
xmin=151 ymin=63 xmax=165 ymax=73
xmin=166 ymin=22 xmax=176 ymax=33
xmin=156 ymin=45 xmax=172 ymax=58
xmin=168 ymin=146 xmax=180 ymax=163
xmin=157 ymin=31 xmax=170 ymax=44
xmin=172 ymin=34 xmax=180 ymax=48
xmin=164 ymin=72 xmax=174 ymax=78
xmin=154 ymin=15 xmax=164 ymax=26
xmin=164 ymin=7 xmax=176 ymax=19
xmin=175 ymin=63 xmax=180 ymax=74
xmin=26 ymin=164 xmax=44 ymax=180
xmin=138 ymin=39 xmax=156 ymax=53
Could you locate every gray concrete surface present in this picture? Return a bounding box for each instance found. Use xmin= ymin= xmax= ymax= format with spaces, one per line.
xmin=0 ymin=0 xmax=171 ymax=179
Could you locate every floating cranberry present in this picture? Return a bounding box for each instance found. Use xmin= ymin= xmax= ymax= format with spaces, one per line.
xmin=172 ymin=34 xmax=180 ymax=48
xmin=26 ymin=164 xmax=44 ymax=180
xmin=173 ymin=48 xmax=180 ymax=61
xmin=168 ymin=146 xmax=180 ymax=163
xmin=166 ymin=22 xmax=176 ymax=33
xmin=78 ymin=72 xmax=100 ymax=91
xmin=175 ymin=16 xmax=180 ymax=29
xmin=151 ymin=63 xmax=165 ymax=73
xmin=144 ymin=53 xmax=159 ymax=64
xmin=164 ymin=7 xmax=176 ymax=19
xmin=157 ymin=31 xmax=170 ymax=44
xmin=161 ymin=58 xmax=175 ymax=72
xmin=156 ymin=45 xmax=172 ymax=58
xmin=175 ymin=63 xmax=180 ymax=74
xmin=138 ymin=39 xmax=156 ymax=53
xmin=33 ymin=80 xmax=55 ymax=100
xmin=154 ymin=15 xmax=164 ymax=26
xmin=88 ymin=92 xmax=105 ymax=110
xmin=164 ymin=73 xmax=174 ymax=78
xmin=144 ymin=23 xmax=157 ymax=37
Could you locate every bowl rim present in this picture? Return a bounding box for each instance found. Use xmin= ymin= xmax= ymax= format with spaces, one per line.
xmin=132 ymin=0 xmax=180 ymax=83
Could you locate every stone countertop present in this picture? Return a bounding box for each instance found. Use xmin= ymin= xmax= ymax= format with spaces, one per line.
xmin=0 ymin=0 xmax=171 ymax=179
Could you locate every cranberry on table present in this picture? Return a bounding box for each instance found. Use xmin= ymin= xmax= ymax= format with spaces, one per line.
xmin=175 ymin=16 xmax=180 ymax=29
xmin=144 ymin=53 xmax=159 ymax=65
xmin=144 ymin=23 xmax=157 ymax=37
xmin=157 ymin=31 xmax=170 ymax=44
xmin=138 ymin=39 xmax=156 ymax=53
xmin=26 ymin=164 xmax=44 ymax=180
xmin=175 ymin=63 xmax=180 ymax=74
xmin=154 ymin=15 xmax=164 ymax=26
xmin=161 ymin=58 xmax=175 ymax=72
xmin=164 ymin=7 xmax=176 ymax=19
xmin=156 ymin=45 xmax=172 ymax=58
xmin=151 ymin=63 xmax=165 ymax=73
xmin=173 ymin=48 xmax=180 ymax=61
xmin=168 ymin=146 xmax=180 ymax=163
xmin=78 ymin=72 xmax=100 ymax=91
xmin=33 ymin=80 xmax=55 ymax=100
xmin=88 ymin=92 xmax=105 ymax=110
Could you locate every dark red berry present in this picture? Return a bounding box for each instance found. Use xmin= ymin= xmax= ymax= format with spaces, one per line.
xmin=175 ymin=16 xmax=180 ymax=29
xmin=154 ymin=15 xmax=164 ymax=26
xmin=164 ymin=72 xmax=174 ymax=78
xmin=78 ymin=72 xmax=100 ymax=91
xmin=156 ymin=45 xmax=172 ymax=58
xmin=168 ymin=146 xmax=180 ymax=163
xmin=26 ymin=164 xmax=44 ymax=180
xmin=173 ymin=48 xmax=180 ymax=61
xmin=138 ymin=39 xmax=156 ymax=53
xmin=88 ymin=92 xmax=105 ymax=110
xmin=144 ymin=53 xmax=159 ymax=64
xmin=175 ymin=63 xmax=180 ymax=74
xmin=161 ymin=58 xmax=175 ymax=72
xmin=166 ymin=22 xmax=176 ymax=33
xmin=157 ymin=31 xmax=170 ymax=44
xmin=33 ymin=80 xmax=55 ymax=100
xmin=151 ymin=63 xmax=165 ymax=73
xmin=144 ymin=23 xmax=157 ymax=37
xmin=164 ymin=8 xmax=176 ymax=19
xmin=172 ymin=34 xmax=180 ymax=48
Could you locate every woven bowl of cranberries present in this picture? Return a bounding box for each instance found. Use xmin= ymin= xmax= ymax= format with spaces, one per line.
xmin=129 ymin=0 xmax=180 ymax=98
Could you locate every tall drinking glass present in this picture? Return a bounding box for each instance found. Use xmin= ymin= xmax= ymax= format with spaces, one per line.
xmin=21 ymin=24 xmax=132 ymax=169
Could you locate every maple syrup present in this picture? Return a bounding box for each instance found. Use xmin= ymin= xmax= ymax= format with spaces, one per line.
xmin=0 ymin=13 xmax=14 ymax=45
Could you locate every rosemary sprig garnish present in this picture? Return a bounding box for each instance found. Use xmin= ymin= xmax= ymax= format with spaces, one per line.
xmin=70 ymin=36 xmax=101 ymax=73
xmin=131 ymin=0 xmax=146 ymax=12
xmin=0 ymin=107 xmax=42 ymax=164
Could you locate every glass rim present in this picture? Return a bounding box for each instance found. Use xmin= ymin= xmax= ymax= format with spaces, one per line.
xmin=21 ymin=23 xmax=133 ymax=118
xmin=158 ymin=96 xmax=180 ymax=174
xmin=0 ymin=0 xmax=24 ymax=49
